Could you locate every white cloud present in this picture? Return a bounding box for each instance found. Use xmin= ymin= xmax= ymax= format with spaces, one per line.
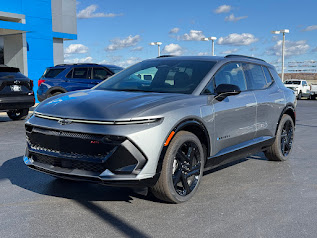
xmin=64 ymin=56 xmax=93 ymax=64
xmin=179 ymin=30 xmax=205 ymax=41
xmin=77 ymin=5 xmax=123 ymax=19
xmin=99 ymin=56 xmax=141 ymax=67
xmin=162 ymin=43 xmax=184 ymax=56
xmin=214 ymin=5 xmax=232 ymax=14
xmin=65 ymin=44 xmax=88 ymax=54
xmin=105 ymin=35 xmax=141 ymax=51
xmin=225 ymin=14 xmax=248 ymax=22
xmin=267 ymin=40 xmax=310 ymax=57
xmin=220 ymin=48 xmax=239 ymax=54
xmin=302 ymin=25 xmax=317 ymax=32
xmin=131 ymin=46 xmax=143 ymax=51
xmin=218 ymin=33 xmax=258 ymax=46
xmin=169 ymin=27 xmax=180 ymax=34
xmin=197 ymin=52 xmax=208 ymax=56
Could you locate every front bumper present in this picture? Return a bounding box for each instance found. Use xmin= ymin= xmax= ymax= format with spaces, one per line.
xmin=24 ymin=125 xmax=157 ymax=187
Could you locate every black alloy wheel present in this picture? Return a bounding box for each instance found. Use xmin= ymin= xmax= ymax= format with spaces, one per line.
xmin=265 ymin=114 xmax=295 ymax=161
xmin=172 ymin=141 xmax=202 ymax=196
xmin=280 ymin=120 xmax=294 ymax=156
xmin=151 ymin=131 xmax=204 ymax=203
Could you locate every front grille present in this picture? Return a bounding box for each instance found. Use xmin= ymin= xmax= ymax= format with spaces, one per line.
xmin=26 ymin=126 xmax=125 ymax=158
xmin=32 ymin=153 xmax=108 ymax=173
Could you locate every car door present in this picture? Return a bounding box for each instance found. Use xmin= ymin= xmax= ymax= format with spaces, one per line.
xmin=90 ymin=67 xmax=112 ymax=88
xmin=202 ymin=62 xmax=257 ymax=156
xmin=66 ymin=67 xmax=91 ymax=91
xmin=302 ymin=80 xmax=310 ymax=95
xmin=243 ymin=63 xmax=285 ymax=139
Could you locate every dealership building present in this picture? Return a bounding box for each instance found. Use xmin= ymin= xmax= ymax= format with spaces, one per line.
xmin=0 ymin=0 xmax=77 ymax=92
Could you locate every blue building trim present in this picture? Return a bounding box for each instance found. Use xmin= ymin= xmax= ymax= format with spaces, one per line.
xmin=52 ymin=32 xmax=77 ymax=40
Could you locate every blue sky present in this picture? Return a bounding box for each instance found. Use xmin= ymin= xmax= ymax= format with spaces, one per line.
xmin=65 ymin=0 xmax=317 ymax=73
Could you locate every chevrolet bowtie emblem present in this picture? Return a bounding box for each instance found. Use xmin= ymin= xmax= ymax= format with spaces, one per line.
xmin=58 ymin=119 xmax=72 ymax=125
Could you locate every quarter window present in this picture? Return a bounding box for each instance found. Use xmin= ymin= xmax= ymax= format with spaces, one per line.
xmin=262 ymin=66 xmax=273 ymax=87
xmin=243 ymin=64 xmax=267 ymax=90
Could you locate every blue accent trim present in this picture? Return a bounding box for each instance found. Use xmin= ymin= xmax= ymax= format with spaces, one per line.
xmin=0 ymin=20 xmax=31 ymax=32
xmin=52 ymin=32 xmax=77 ymax=40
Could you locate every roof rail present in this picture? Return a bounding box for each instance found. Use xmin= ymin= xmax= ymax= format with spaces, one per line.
xmin=225 ymin=54 xmax=266 ymax=62
xmin=55 ymin=63 xmax=99 ymax=66
xmin=157 ymin=55 xmax=176 ymax=58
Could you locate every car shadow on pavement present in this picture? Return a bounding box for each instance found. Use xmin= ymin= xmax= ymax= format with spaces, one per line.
xmin=0 ymin=156 xmax=151 ymax=238
xmin=0 ymin=156 xmax=138 ymax=202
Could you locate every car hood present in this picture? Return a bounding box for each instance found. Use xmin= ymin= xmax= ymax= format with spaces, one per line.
xmin=35 ymin=89 xmax=190 ymax=121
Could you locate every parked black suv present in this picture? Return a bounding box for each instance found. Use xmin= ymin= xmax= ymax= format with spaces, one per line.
xmin=0 ymin=65 xmax=35 ymax=120
xmin=37 ymin=63 xmax=123 ymax=102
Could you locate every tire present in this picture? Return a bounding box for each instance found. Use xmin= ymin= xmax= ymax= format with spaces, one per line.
xmin=265 ymin=114 xmax=294 ymax=161
xmin=297 ymin=92 xmax=302 ymax=100
xmin=50 ymin=91 xmax=63 ymax=97
xmin=151 ymin=131 xmax=205 ymax=203
xmin=7 ymin=108 xmax=29 ymax=120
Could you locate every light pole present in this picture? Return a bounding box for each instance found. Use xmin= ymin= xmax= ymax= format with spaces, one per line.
xmin=271 ymin=29 xmax=289 ymax=82
xmin=149 ymin=42 xmax=162 ymax=57
xmin=201 ymin=36 xmax=217 ymax=56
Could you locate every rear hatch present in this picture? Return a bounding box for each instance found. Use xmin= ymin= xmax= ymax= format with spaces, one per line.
xmin=0 ymin=66 xmax=33 ymax=96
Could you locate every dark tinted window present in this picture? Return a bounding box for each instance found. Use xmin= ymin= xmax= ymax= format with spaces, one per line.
xmin=262 ymin=66 xmax=273 ymax=87
xmin=95 ymin=60 xmax=216 ymax=94
xmin=243 ymin=63 xmax=267 ymax=90
xmin=73 ymin=68 xmax=89 ymax=79
xmin=92 ymin=68 xmax=110 ymax=80
xmin=285 ymin=80 xmax=300 ymax=85
xmin=43 ymin=68 xmax=65 ymax=78
xmin=214 ymin=62 xmax=247 ymax=91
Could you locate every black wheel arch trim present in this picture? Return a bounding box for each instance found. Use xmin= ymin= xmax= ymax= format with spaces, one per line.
xmin=155 ymin=118 xmax=210 ymax=177
xmin=276 ymin=104 xmax=296 ymax=135
xmin=46 ymin=86 xmax=67 ymax=97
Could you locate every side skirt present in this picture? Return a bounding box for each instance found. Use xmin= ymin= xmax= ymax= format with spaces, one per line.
xmin=205 ymin=136 xmax=275 ymax=170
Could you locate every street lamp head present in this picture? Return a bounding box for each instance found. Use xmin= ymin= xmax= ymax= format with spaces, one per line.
xmin=271 ymin=30 xmax=280 ymax=34
xmin=149 ymin=42 xmax=162 ymax=46
xmin=280 ymin=29 xmax=290 ymax=33
xmin=209 ymin=37 xmax=217 ymax=41
xmin=201 ymin=37 xmax=209 ymax=41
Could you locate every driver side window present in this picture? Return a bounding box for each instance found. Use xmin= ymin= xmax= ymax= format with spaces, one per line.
xmin=203 ymin=62 xmax=247 ymax=94
xmin=214 ymin=63 xmax=247 ymax=91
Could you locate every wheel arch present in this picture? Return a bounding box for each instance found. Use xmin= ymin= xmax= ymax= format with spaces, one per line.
xmin=155 ymin=118 xmax=210 ymax=175
xmin=47 ymin=86 xmax=67 ymax=97
xmin=276 ymin=104 xmax=296 ymax=135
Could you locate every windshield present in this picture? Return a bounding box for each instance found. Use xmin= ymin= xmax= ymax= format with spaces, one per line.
xmin=94 ymin=59 xmax=216 ymax=94
xmin=285 ymin=80 xmax=300 ymax=85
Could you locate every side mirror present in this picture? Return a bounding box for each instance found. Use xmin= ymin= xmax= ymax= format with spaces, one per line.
xmin=215 ymin=84 xmax=241 ymax=101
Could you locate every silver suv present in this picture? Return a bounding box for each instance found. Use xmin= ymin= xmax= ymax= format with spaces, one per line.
xmin=24 ymin=55 xmax=296 ymax=203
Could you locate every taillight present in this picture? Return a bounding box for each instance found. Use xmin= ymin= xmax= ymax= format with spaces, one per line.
xmin=38 ymin=79 xmax=45 ymax=87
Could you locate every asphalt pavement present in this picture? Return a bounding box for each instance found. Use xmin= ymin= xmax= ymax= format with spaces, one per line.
xmin=1 ymin=100 xmax=317 ymax=238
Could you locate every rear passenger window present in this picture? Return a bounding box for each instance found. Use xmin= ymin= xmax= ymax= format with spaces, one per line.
xmin=73 ymin=68 xmax=89 ymax=79
xmin=213 ymin=63 xmax=247 ymax=91
xmin=243 ymin=64 xmax=267 ymax=90
xmin=262 ymin=66 xmax=273 ymax=87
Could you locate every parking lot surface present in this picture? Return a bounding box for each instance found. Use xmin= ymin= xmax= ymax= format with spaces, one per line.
xmin=1 ymin=100 xmax=317 ymax=238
